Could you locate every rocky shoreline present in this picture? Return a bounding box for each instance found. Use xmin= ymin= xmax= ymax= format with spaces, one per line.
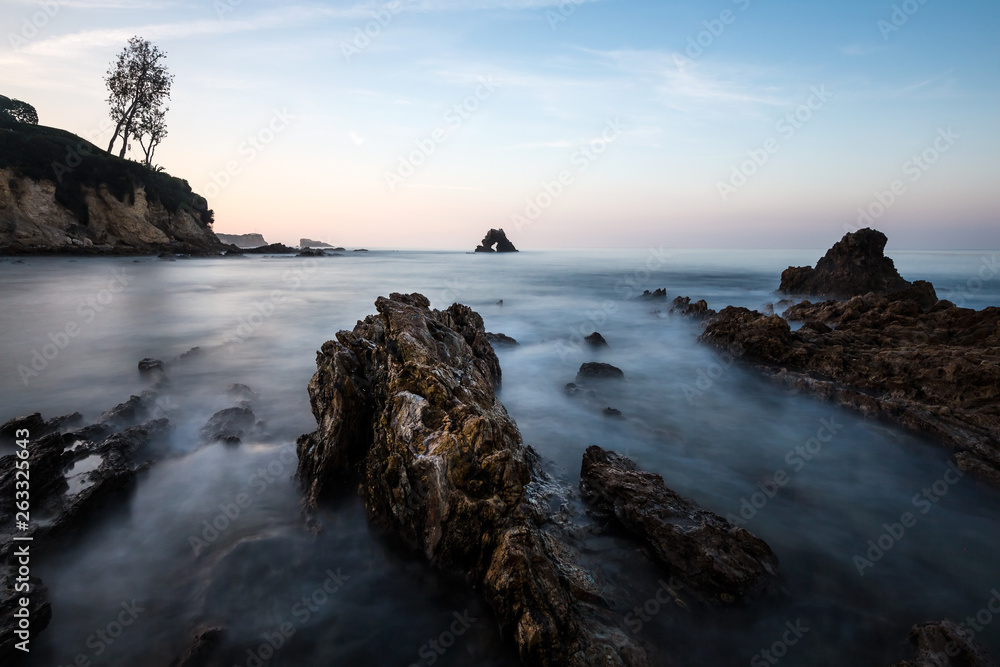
xmin=698 ymin=229 xmax=1000 ymax=484
xmin=295 ymin=293 xmax=783 ymax=665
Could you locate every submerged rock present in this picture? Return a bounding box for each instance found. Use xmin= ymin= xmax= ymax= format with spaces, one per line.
xmin=891 ymin=620 xmax=996 ymax=667
xmin=242 ymin=243 xmax=297 ymax=254
xmin=297 ymin=293 xmax=650 ymax=666
xmin=200 ymin=406 xmax=259 ymax=445
xmin=577 ymin=362 xmax=625 ymax=380
xmin=138 ymin=358 xmax=165 ymax=376
xmin=584 ymin=332 xmax=608 ymax=347
xmin=474 ymin=228 xmax=518 ymax=253
xmin=485 ymin=332 xmax=519 ymax=347
xmin=640 ymin=288 xmax=667 ymax=299
xmin=580 ymin=446 xmax=780 ymax=603
xmin=779 ymin=228 xmax=912 ymax=298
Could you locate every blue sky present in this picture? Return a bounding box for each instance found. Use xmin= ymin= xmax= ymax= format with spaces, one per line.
xmin=2 ymin=0 xmax=998 ymax=249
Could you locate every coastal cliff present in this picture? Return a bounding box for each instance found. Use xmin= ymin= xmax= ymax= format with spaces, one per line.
xmin=0 ymin=116 xmax=223 ymax=254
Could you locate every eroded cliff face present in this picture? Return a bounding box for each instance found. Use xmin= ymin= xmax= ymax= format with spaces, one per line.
xmin=0 ymin=168 xmax=221 ymax=253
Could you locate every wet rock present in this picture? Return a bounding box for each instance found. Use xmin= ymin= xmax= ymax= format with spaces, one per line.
xmin=297 ymin=248 xmax=326 ymax=257
xmin=580 ymin=446 xmax=780 ymax=603
xmin=138 ymin=358 xmax=165 ymax=375
xmin=779 ymin=228 xmax=912 ymax=298
xmin=297 ymin=293 xmax=651 ymax=666
xmin=226 ymin=383 xmax=259 ymax=404
xmin=0 ymin=573 xmax=51 ymax=661
xmin=474 ymin=228 xmax=518 ymax=253
xmin=485 ymin=332 xmax=519 ymax=347
xmin=891 ymin=620 xmax=996 ymax=667
xmin=98 ymin=394 xmax=152 ymax=428
xmin=701 ymin=298 xmax=1000 ymax=483
xmin=200 ymin=407 xmax=258 ymax=445
xmin=669 ymin=296 xmax=717 ymax=320
xmin=175 ymin=626 xmax=227 ymax=667
xmin=0 ymin=412 xmax=82 ymax=440
xmin=242 ymin=243 xmax=297 ymax=254
xmin=603 ymin=407 xmax=624 ymax=418
xmin=179 ymin=346 xmax=203 ymax=361
xmin=584 ymin=332 xmax=608 ymax=347
xmin=577 ymin=362 xmax=625 ymax=380
xmin=640 ymin=288 xmax=667 ymax=299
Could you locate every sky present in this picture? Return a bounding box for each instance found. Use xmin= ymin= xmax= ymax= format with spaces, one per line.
xmin=1 ymin=0 xmax=998 ymax=250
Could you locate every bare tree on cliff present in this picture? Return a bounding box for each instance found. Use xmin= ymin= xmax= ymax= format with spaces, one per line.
xmin=133 ymin=103 xmax=168 ymax=169
xmin=104 ymin=37 xmax=173 ymax=160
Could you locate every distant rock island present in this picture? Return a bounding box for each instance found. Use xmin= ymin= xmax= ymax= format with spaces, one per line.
xmin=0 ymin=114 xmax=224 ymax=255
xmin=300 ymin=238 xmax=340 ymax=249
xmin=216 ymin=233 xmax=267 ymax=248
xmin=474 ymin=228 xmax=517 ymax=253
xmin=779 ymin=228 xmax=911 ymax=297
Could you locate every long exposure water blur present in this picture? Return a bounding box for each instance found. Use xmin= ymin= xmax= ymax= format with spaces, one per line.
xmin=1 ymin=248 xmax=998 ymax=666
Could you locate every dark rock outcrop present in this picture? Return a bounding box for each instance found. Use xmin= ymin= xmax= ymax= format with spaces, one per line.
xmin=639 ymin=288 xmax=667 ymax=300
xmin=474 ymin=228 xmax=518 ymax=253
xmin=200 ymin=406 xmax=260 ymax=445
xmin=577 ymin=362 xmax=625 ymax=380
xmin=701 ymin=295 xmax=1000 ymax=482
xmin=299 ymin=238 xmax=333 ymax=248
xmin=138 ymin=358 xmax=164 ymax=375
xmin=216 ymin=233 xmax=267 ymax=249
xmin=669 ymin=296 xmax=716 ymax=320
xmin=584 ymin=332 xmax=608 ymax=347
xmin=779 ymin=228 xmax=911 ymax=298
xmin=242 ymin=243 xmax=297 ymax=254
xmin=296 ymin=293 xmax=649 ymax=666
xmin=486 ymin=332 xmax=519 ymax=347
xmin=580 ymin=447 xmax=780 ymax=603
xmin=891 ymin=620 xmax=996 ymax=667
xmin=297 ymin=248 xmax=327 ymax=257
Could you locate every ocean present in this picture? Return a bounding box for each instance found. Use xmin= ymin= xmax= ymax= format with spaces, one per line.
xmin=2 ymin=248 xmax=999 ymax=666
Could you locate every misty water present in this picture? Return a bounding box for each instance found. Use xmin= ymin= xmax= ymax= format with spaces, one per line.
xmin=1 ymin=248 xmax=999 ymax=666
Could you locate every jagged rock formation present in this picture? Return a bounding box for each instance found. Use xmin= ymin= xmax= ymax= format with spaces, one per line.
xmin=0 ymin=118 xmax=223 ymax=254
xmin=475 ymin=228 xmax=518 ymax=253
xmin=216 ymin=233 xmax=267 ymax=248
xmin=584 ymin=332 xmax=608 ymax=347
xmin=669 ymin=296 xmax=716 ymax=320
xmin=779 ymin=228 xmax=911 ymax=298
xmin=701 ymin=293 xmax=1000 ymax=483
xmin=580 ymin=447 xmax=780 ymax=603
xmin=485 ymin=332 xmax=519 ymax=346
xmin=296 ymin=293 xmax=650 ymax=666
xmin=891 ymin=620 xmax=996 ymax=667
